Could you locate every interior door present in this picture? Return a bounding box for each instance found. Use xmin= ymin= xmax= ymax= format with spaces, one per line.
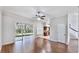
xmin=57 ymin=24 xmax=66 ymax=43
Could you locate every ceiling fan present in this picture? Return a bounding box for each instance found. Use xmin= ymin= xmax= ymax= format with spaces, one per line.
xmin=35 ymin=11 xmax=46 ymax=20
xmin=32 ymin=7 xmax=53 ymax=21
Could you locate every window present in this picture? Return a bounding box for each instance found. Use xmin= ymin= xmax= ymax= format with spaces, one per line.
xmin=16 ymin=22 xmax=33 ymax=37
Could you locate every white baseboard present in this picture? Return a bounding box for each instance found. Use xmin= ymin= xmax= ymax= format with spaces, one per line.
xmin=49 ymin=39 xmax=68 ymax=45
xmin=2 ymin=41 xmax=14 ymax=46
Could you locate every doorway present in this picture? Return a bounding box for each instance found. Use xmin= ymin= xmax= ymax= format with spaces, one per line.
xmin=15 ymin=22 xmax=33 ymax=41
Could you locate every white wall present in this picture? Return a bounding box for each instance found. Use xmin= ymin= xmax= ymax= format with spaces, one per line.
xmin=68 ymin=13 xmax=78 ymax=39
xmin=33 ymin=19 xmax=44 ymax=38
xmin=2 ymin=12 xmax=15 ymax=45
xmin=36 ymin=21 xmax=43 ymax=36
xmin=2 ymin=11 xmax=33 ymax=45
xmin=0 ymin=9 xmax=2 ymax=51
xmin=50 ymin=15 xmax=67 ymax=44
xmin=78 ymin=13 xmax=79 ymax=38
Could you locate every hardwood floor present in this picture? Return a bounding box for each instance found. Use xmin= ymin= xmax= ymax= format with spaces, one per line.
xmin=1 ymin=36 xmax=78 ymax=53
xmin=68 ymin=39 xmax=78 ymax=53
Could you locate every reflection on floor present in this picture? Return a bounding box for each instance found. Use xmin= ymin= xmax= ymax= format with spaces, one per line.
xmin=68 ymin=39 xmax=78 ymax=53
xmin=1 ymin=36 xmax=34 ymax=53
xmin=1 ymin=36 xmax=78 ymax=53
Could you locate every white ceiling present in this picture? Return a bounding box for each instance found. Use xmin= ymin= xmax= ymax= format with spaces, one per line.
xmin=2 ymin=6 xmax=79 ymax=19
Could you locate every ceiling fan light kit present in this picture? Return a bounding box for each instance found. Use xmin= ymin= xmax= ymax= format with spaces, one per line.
xmin=37 ymin=18 xmax=41 ymax=20
xmin=35 ymin=11 xmax=46 ymax=20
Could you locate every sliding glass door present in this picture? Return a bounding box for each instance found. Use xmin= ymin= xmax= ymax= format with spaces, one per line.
xmin=15 ymin=22 xmax=33 ymax=41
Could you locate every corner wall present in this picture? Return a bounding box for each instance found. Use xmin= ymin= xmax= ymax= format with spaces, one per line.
xmin=2 ymin=11 xmax=34 ymax=45
xmin=50 ymin=15 xmax=67 ymax=44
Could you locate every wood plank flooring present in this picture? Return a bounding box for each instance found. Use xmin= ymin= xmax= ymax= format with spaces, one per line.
xmin=1 ymin=36 xmax=78 ymax=53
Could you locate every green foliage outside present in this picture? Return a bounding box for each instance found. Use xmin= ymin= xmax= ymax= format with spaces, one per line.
xmin=16 ymin=24 xmax=33 ymax=37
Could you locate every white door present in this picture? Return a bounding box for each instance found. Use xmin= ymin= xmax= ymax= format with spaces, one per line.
xmin=57 ymin=24 xmax=66 ymax=43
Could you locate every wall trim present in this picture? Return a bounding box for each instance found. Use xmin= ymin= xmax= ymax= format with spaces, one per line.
xmin=2 ymin=41 xmax=14 ymax=46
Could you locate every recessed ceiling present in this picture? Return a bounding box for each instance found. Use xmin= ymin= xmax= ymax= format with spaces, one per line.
xmin=2 ymin=6 xmax=78 ymax=19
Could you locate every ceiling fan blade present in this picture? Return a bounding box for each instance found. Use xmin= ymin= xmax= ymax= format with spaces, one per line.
xmin=41 ymin=16 xmax=45 ymax=17
xmin=40 ymin=17 xmax=44 ymax=20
